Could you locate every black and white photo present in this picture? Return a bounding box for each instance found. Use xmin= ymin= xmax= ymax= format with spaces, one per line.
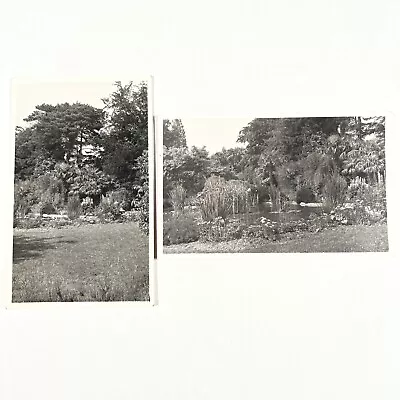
xmin=162 ymin=117 xmax=388 ymax=254
xmin=12 ymin=79 xmax=151 ymax=302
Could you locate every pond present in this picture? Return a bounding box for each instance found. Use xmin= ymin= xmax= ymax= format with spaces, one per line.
xmin=233 ymin=202 xmax=324 ymax=224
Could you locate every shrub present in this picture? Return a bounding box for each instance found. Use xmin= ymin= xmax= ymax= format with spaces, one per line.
xmin=225 ymin=180 xmax=250 ymax=215
xmin=96 ymin=195 xmax=122 ymax=222
xmin=169 ymin=184 xmax=187 ymax=213
xmin=322 ymin=173 xmax=348 ymax=208
xmin=296 ymin=186 xmax=316 ymax=204
xmin=163 ymin=213 xmax=200 ymax=245
xmin=132 ymin=151 xmax=149 ymax=234
xmin=36 ymin=172 xmax=66 ymax=209
xmin=200 ymin=176 xmax=229 ymax=221
xmin=14 ymin=180 xmax=40 ymax=218
xmin=198 ymin=217 xmax=247 ymax=242
xmin=67 ymin=196 xmax=82 ymax=220
xmin=330 ymin=199 xmax=386 ymax=226
xmin=14 ymin=217 xmax=42 ymax=229
xmin=38 ymin=201 xmax=57 ymax=215
xmin=363 ymin=183 xmax=386 ymax=212
xmin=81 ymin=197 xmax=94 ymax=214
xmin=346 ymin=176 xmax=369 ymax=201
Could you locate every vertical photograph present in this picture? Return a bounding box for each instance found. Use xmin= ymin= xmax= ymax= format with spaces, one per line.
xmin=162 ymin=117 xmax=388 ymax=254
xmin=12 ymin=79 xmax=151 ymax=302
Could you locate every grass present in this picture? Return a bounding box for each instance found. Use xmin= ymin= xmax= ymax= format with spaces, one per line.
xmin=12 ymin=222 xmax=149 ymax=302
xmin=163 ymin=223 xmax=389 ymax=254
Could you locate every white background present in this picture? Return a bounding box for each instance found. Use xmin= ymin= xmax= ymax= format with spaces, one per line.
xmin=1 ymin=1 xmax=400 ymax=399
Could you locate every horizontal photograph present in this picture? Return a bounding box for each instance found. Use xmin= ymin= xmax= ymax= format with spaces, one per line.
xmin=162 ymin=117 xmax=388 ymax=254
xmin=12 ymin=79 xmax=150 ymax=302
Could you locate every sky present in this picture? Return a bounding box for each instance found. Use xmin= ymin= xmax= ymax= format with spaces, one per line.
xmin=180 ymin=118 xmax=252 ymax=154
xmin=12 ymin=81 xmax=124 ymax=128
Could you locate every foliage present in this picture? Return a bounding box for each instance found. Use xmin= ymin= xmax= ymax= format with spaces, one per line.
xmin=69 ymin=165 xmax=114 ymax=200
xmin=198 ymin=217 xmax=247 ymax=242
xmin=132 ymin=150 xmax=149 ymax=234
xmin=163 ymin=213 xmax=200 ymax=245
xmin=210 ymin=147 xmax=246 ymax=180
xmin=95 ymin=193 xmax=123 ymax=222
xmin=14 ymin=216 xmax=43 ymax=229
xmin=329 ymin=201 xmax=386 ymax=226
xmin=14 ymin=180 xmax=40 ymax=218
xmin=67 ymin=195 xmax=82 ymax=220
xmin=225 ymin=180 xmax=251 ymax=214
xmin=36 ymin=172 xmax=66 ymax=209
xmin=296 ymin=187 xmax=316 ymax=204
xmin=322 ymin=173 xmax=348 ymax=208
xmin=163 ymin=145 xmax=211 ymax=196
xmin=14 ymin=80 xmax=150 ymax=232
xmin=20 ymin=102 xmax=103 ymax=167
xmin=168 ymin=184 xmax=187 ymax=212
xmin=101 ymin=81 xmax=148 ymax=188
xmin=200 ymin=176 xmax=229 ymax=221
xmin=163 ymin=119 xmax=187 ymax=148
xmin=340 ymin=135 xmax=385 ymax=183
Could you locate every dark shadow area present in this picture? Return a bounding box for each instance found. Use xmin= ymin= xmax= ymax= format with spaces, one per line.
xmin=13 ymin=234 xmax=78 ymax=264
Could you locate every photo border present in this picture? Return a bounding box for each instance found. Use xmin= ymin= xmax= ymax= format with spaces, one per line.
xmin=3 ymin=74 xmax=157 ymax=309
xmin=157 ymin=111 xmax=394 ymax=260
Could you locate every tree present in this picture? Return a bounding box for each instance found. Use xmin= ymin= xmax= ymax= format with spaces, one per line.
xmin=100 ymin=81 xmax=148 ymax=189
xmin=210 ymin=147 xmax=246 ymax=180
xmin=237 ymin=117 xmax=349 ymax=209
xmin=132 ymin=150 xmax=149 ymax=233
xmin=23 ymin=102 xmax=104 ymax=165
xmin=163 ymin=145 xmax=211 ymax=197
xmin=163 ymin=119 xmax=187 ymax=148
xmin=14 ymin=126 xmax=42 ymax=180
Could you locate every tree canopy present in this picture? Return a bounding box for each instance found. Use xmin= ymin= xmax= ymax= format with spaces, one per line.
xmin=14 ymin=81 xmax=149 ymax=213
xmin=163 ymin=119 xmax=187 ymax=149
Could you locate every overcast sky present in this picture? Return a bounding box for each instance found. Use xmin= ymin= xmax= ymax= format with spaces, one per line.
xmin=12 ymin=81 xmax=124 ymax=128
xmin=180 ymin=118 xmax=252 ymax=154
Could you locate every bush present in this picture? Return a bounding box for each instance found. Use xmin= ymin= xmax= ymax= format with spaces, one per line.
xmin=14 ymin=180 xmax=40 ymax=218
xmin=296 ymin=187 xmax=316 ymax=204
xmin=96 ymin=195 xmax=122 ymax=222
xmin=14 ymin=217 xmax=42 ymax=229
xmin=38 ymin=201 xmax=57 ymax=215
xmin=133 ymin=151 xmax=149 ymax=234
xmin=322 ymin=173 xmax=348 ymax=208
xmin=330 ymin=199 xmax=386 ymax=226
xmin=225 ymin=180 xmax=250 ymax=215
xmin=163 ymin=213 xmax=200 ymax=245
xmin=169 ymin=184 xmax=187 ymax=212
xmin=36 ymin=172 xmax=66 ymax=209
xmin=346 ymin=176 xmax=369 ymax=201
xmin=200 ymin=176 xmax=229 ymax=221
xmin=67 ymin=196 xmax=82 ymax=220
xmin=198 ymin=217 xmax=247 ymax=242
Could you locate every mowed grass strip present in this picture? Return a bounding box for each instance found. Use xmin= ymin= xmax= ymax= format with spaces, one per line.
xmin=164 ymin=224 xmax=389 ymax=254
xmin=13 ymin=222 xmax=149 ymax=302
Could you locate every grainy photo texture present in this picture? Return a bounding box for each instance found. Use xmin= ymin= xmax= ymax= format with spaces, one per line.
xmin=163 ymin=117 xmax=388 ymax=254
xmin=12 ymin=80 xmax=150 ymax=302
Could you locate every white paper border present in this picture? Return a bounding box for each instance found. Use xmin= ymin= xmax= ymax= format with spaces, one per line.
xmin=4 ymin=74 xmax=156 ymax=309
xmin=157 ymin=110 xmax=395 ymax=261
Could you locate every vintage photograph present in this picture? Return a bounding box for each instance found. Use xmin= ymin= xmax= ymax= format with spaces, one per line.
xmin=163 ymin=117 xmax=388 ymax=254
xmin=12 ymin=80 xmax=151 ymax=302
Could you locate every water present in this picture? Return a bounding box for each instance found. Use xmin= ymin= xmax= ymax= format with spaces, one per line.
xmin=233 ymin=202 xmax=323 ymax=224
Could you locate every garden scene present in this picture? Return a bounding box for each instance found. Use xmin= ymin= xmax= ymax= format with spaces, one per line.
xmin=13 ymin=81 xmax=149 ymax=302
xmin=163 ymin=117 xmax=388 ymax=253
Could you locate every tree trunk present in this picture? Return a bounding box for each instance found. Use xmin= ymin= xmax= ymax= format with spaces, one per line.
xmin=356 ymin=116 xmax=362 ymax=138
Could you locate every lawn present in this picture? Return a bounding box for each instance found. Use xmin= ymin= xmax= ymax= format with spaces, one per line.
xmin=163 ymin=223 xmax=389 ymax=254
xmin=12 ymin=222 xmax=149 ymax=302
